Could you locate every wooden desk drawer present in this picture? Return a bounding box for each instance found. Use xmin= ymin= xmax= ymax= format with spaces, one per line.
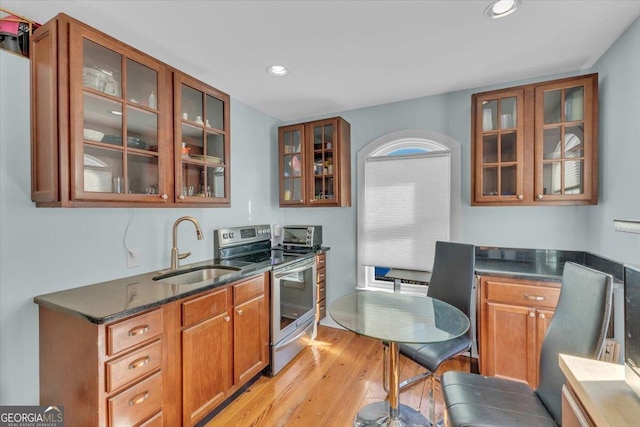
xmin=316 ymin=253 xmax=326 ymax=268
xmin=106 ymin=340 xmax=162 ymax=393
xmin=108 ymin=371 xmax=162 ymax=427
xmin=234 ymin=275 xmax=265 ymax=305
xmin=107 ymin=309 xmax=163 ymax=356
xmin=485 ymin=280 xmax=560 ymax=309
xmin=182 ymin=288 xmax=228 ymax=328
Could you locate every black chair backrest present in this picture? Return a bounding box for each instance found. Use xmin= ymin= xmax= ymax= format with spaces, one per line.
xmin=536 ymin=262 xmax=613 ymax=422
xmin=427 ymin=241 xmax=476 ymax=318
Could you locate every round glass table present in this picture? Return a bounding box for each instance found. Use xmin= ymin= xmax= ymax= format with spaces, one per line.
xmin=330 ymin=291 xmax=470 ymax=427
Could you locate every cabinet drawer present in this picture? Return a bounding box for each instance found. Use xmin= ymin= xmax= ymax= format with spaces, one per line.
xmin=182 ymin=288 xmax=228 ymax=328
xmin=139 ymin=411 xmax=162 ymax=427
xmin=107 ymin=309 xmax=163 ymax=356
xmin=485 ymin=280 xmax=560 ymax=309
xmin=316 ymin=253 xmax=326 ymax=268
xmin=106 ymin=340 xmax=162 ymax=393
xmin=316 ymin=299 xmax=326 ymax=320
xmin=233 ymin=275 xmax=265 ymax=305
xmin=317 ymin=282 xmax=326 ymax=301
xmin=108 ymin=371 xmax=162 ymax=427
xmin=317 ymin=267 xmax=326 ymax=284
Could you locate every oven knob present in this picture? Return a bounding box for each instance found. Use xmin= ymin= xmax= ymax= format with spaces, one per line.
xmin=223 ymin=233 xmax=229 ymax=239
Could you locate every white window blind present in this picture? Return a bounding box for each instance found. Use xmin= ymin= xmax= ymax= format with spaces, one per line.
xmin=361 ymin=152 xmax=450 ymax=272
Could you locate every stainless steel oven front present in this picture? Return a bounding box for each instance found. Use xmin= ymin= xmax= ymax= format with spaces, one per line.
xmin=270 ymin=255 xmax=317 ymax=375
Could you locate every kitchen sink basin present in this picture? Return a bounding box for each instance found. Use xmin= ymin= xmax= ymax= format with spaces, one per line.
xmin=152 ymin=265 xmax=241 ymax=286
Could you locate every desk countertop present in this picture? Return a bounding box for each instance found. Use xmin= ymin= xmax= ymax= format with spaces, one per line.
xmin=559 ymin=354 xmax=640 ymax=426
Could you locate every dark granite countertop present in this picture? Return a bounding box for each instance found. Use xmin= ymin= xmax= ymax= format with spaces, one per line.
xmin=475 ymin=246 xmax=624 ymax=284
xmin=34 ymin=259 xmax=272 ymax=325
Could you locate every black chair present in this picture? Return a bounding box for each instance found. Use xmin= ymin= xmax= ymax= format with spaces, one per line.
xmin=384 ymin=240 xmax=476 ymax=424
xmin=441 ymin=262 xmax=613 ymax=427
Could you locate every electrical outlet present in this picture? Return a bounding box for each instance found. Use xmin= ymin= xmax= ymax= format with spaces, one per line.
xmin=127 ymin=249 xmax=140 ymax=268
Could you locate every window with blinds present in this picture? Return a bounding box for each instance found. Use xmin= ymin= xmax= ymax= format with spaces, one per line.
xmin=356 ymin=133 xmax=453 ymax=293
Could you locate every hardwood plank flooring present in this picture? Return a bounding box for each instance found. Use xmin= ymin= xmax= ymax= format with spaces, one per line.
xmin=207 ymin=325 xmax=471 ymax=426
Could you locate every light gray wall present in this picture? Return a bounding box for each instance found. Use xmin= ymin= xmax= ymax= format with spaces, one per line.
xmin=587 ymin=17 xmax=640 ymax=266
xmin=0 ymin=51 xmax=282 ymax=404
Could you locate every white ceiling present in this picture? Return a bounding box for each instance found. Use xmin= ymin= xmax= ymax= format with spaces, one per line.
xmin=4 ymin=1 xmax=640 ymax=122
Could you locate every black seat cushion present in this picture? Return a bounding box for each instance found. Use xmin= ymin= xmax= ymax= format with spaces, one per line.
xmin=441 ymin=371 xmax=556 ymax=427
xmin=399 ymin=335 xmax=471 ymax=372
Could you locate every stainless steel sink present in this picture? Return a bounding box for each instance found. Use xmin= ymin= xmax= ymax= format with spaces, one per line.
xmin=152 ymin=265 xmax=241 ymax=286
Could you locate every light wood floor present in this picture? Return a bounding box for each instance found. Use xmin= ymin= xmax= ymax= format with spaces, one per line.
xmin=207 ymin=325 xmax=471 ymax=426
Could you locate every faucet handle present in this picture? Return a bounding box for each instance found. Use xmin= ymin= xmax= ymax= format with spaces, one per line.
xmin=178 ymin=251 xmax=192 ymax=260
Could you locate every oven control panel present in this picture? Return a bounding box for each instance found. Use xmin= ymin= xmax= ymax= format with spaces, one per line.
xmin=214 ymin=224 xmax=272 ymax=250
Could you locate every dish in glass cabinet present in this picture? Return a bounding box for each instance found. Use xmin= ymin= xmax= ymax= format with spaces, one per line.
xmin=101 ymin=135 xmax=147 ymax=149
xmin=189 ymin=154 xmax=221 ymax=164
xmin=83 ymin=129 xmax=104 ymax=142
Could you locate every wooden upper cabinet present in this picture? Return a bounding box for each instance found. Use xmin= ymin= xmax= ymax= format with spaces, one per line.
xmin=174 ymin=73 xmax=230 ymax=206
xmin=30 ymin=13 xmax=231 ymax=207
xmin=472 ymin=74 xmax=598 ymax=206
xmin=279 ymin=117 xmax=351 ymax=207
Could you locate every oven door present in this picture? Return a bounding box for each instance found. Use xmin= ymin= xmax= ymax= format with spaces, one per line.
xmin=271 ymin=256 xmax=317 ymax=345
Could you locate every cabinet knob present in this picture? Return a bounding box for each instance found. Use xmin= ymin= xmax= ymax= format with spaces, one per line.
xmin=537 ymin=194 xmax=543 ymax=200
xmin=161 ymin=194 xmax=168 ymax=201
xmin=224 ymin=316 xmax=230 ymax=322
xmin=539 ymin=313 xmax=546 ymax=319
xmin=179 ymin=195 xmax=185 ymax=200
xmin=517 ymin=195 xmax=523 ymax=200
xmin=529 ymin=312 xmax=535 ymax=317
xmin=236 ymin=309 xmax=243 ymax=316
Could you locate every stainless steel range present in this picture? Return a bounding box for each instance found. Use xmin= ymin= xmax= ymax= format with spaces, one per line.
xmin=214 ymin=225 xmax=317 ymax=376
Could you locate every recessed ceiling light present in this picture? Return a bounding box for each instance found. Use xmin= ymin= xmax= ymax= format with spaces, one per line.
xmin=110 ymin=110 xmax=123 ymax=116
xmin=484 ymin=0 xmax=521 ymax=19
xmin=266 ymin=65 xmax=289 ymax=77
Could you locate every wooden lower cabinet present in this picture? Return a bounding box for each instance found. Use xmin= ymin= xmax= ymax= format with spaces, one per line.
xmin=180 ymin=272 xmax=269 ymax=426
xmin=39 ymin=306 xmax=166 ymax=427
xmin=38 ymin=272 xmax=269 ymax=427
xmin=478 ymin=275 xmax=560 ymax=388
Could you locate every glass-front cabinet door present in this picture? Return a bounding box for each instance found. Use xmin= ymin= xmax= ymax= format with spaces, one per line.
xmin=70 ymin=26 xmax=170 ymax=203
xmin=309 ymin=120 xmax=338 ymax=205
xmin=473 ymin=89 xmax=525 ymax=203
xmin=279 ymin=124 xmax=305 ymax=205
xmin=174 ymin=74 xmax=230 ymax=205
xmin=534 ymin=76 xmax=595 ymax=203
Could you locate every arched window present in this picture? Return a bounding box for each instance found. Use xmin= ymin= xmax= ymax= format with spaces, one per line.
xmin=356 ymin=130 xmax=462 ymax=294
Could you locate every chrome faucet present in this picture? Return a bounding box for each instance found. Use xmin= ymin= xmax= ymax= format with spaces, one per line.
xmin=171 ymin=216 xmax=204 ymax=270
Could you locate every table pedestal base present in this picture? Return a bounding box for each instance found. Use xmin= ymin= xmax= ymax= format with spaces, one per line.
xmin=353 ymin=401 xmax=430 ymax=427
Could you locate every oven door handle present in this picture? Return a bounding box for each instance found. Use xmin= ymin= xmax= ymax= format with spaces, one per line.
xmin=274 ymin=259 xmax=315 ymax=278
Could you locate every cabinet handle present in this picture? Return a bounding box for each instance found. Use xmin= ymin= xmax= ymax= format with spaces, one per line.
xmin=128 ymin=391 xmax=149 ymax=406
xmin=224 ymin=316 xmax=231 ymax=322
xmin=179 ymin=195 xmax=185 ymax=200
xmin=161 ymin=194 xmax=168 ymax=201
xmin=128 ymin=356 xmax=150 ymax=370
xmin=127 ymin=325 xmax=149 ymax=337
xmin=236 ymin=309 xmax=243 ymax=315
xmin=318 ymin=258 xmax=325 ymax=265
xmin=539 ymin=313 xmax=546 ymax=319
xmin=517 ymin=195 xmax=523 ymax=200
xmin=529 ymin=312 xmax=535 ymax=317
xmin=537 ymin=194 xmax=543 ymax=200
xmin=524 ymin=294 xmax=545 ymax=301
